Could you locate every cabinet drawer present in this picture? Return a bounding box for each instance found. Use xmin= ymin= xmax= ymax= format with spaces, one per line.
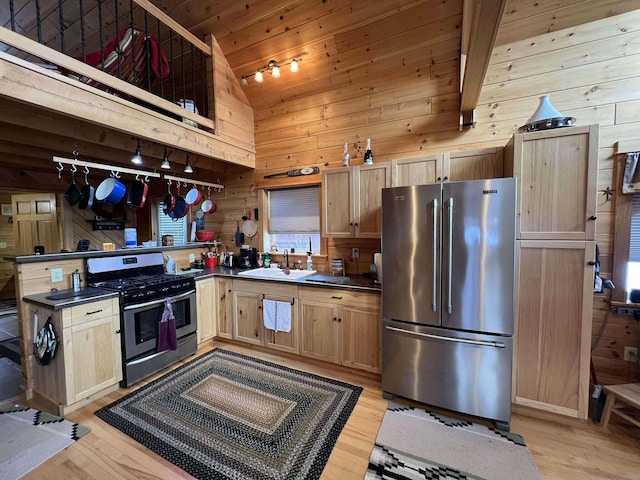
xmin=300 ymin=286 xmax=379 ymax=309
xmin=62 ymin=298 xmax=119 ymax=327
xmin=233 ymin=279 xmax=298 ymax=298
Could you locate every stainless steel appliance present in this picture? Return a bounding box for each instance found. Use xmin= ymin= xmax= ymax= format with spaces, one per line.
xmin=86 ymin=253 xmax=197 ymax=387
xmin=381 ymin=178 xmax=516 ymax=430
xmin=239 ymin=247 xmax=257 ymax=269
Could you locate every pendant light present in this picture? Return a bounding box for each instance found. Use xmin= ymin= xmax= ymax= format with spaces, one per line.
xmin=160 ymin=147 xmax=171 ymax=169
xmin=184 ymin=153 xmax=194 ymax=174
xmin=131 ymin=140 xmax=143 ymax=165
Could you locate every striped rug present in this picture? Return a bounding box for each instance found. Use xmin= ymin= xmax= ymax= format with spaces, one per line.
xmin=96 ymin=348 xmax=362 ymax=479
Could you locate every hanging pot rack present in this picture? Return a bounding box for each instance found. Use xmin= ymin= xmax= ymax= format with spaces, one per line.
xmin=53 ymin=156 xmax=161 ymax=180
xmin=163 ymin=174 xmax=224 ymax=191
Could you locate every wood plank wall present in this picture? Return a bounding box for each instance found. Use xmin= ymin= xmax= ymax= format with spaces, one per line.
xmin=0 ymin=192 xmax=16 ymax=299
xmin=213 ymin=4 xmax=640 ymax=385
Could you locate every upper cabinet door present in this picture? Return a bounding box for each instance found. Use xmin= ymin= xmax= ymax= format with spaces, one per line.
xmin=354 ymin=164 xmax=390 ymax=238
xmin=323 ymin=169 xmax=352 ymax=237
xmin=391 ymin=154 xmax=447 ymax=186
xmin=505 ymin=125 xmax=598 ymax=241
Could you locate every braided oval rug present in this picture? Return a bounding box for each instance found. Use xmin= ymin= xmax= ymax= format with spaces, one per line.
xmin=95 ymin=348 xmax=362 ymax=480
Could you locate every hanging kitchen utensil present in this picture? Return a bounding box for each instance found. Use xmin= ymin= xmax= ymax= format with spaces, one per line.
xmin=163 ymin=180 xmax=176 ymax=214
xmin=243 ymin=210 xmax=258 ymax=238
xmin=185 ymin=185 xmax=203 ymax=206
xmin=126 ymin=175 xmax=148 ymax=208
xmin=64 ymin=165 xmax=82 ymax=206
xmin=78 ymin=167 xmax=94 ymax=210
xmin=235 ymin=221 xmax=243 ymax=246
xmin=264 ymin=166 xmax=320 ymax=179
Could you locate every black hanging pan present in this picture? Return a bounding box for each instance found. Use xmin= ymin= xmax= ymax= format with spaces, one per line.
xmin=78 ymin=168 xmax=94 ymax=210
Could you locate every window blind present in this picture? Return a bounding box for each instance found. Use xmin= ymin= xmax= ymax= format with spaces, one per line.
xmin=269 ymin=187 xmax=320 ymax=233
xmin=629 ymin=194 xmax=640 ymax=262
xmin=157 ymin=203 xmax=187 ymax=244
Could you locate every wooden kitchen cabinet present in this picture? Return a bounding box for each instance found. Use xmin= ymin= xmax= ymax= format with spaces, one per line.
xmin=196 ymin=277 xmax=216 ymax=345
xmin=507 ymin=126 xmax=598 ymax=421
xmin=323 ymin=163 xmax=390 ymax=238
xmin=215 ymin=277 xmax=233 ymax=339
xmin=28 ymin=297 xmax=122 ymax=414
xmin=299 ymin=287 xmax=381 ymax=373
xmin=231 ymin=279 xmax=299 ymax=353
xmin=391 ymin=154 xmax=448 ymax=186
xmin=514 ymin=241 xmax=594 ymax=419
xmin=504 ymin=125 xmax=598 ymax=241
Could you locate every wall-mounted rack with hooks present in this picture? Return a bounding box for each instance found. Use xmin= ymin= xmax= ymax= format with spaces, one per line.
xmin=52 ymin=156 xmax=161 ymax=179
xmin=163 ymin=174 xmax=224 ymax=190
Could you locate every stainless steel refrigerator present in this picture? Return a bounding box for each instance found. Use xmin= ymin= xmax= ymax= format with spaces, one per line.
xmin=381 ymin=178 xmax=516 ymax=430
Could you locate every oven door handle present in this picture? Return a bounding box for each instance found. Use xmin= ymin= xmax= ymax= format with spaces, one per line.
xmin=123 ymin=289 xmax=196 ymax=311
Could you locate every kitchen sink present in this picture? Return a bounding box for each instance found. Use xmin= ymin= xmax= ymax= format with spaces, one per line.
xmin=237 ymin=267 xmax=317 ymax=282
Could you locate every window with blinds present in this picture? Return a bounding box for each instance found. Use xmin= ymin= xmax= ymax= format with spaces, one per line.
xmin=157 ymin=203 xmax=187 ymax=245
xmin=267 ymin=186 xmax=320 ymax=252
xmin=627 ymin=194 xmax=640 ymax=291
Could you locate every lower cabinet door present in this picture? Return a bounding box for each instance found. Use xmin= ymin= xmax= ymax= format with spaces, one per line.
xmin=264 ymin=295 xmax=299 ymax=354
xmin=233 ymin=291 xmax=263 ymax=345
xmin=65 ymin=315 xmax=122 ymax=404
xmin=216 ymin=278 xmax=233 ymax=339
xmin=299 ymin=300 xmax=339 ymax=363
xmin=341 ymin=303 xmax=381 ymax=373
xmin=196 ymin=278 xmax=215 ymax=344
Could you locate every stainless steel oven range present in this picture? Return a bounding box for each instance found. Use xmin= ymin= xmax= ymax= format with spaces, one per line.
xmin=86 ymin=252 xmax=197 ymax=387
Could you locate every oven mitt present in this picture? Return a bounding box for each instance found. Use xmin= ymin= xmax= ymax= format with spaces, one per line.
xmin=34 ymin=316 xmax=59 ymax=366
xmin=157 ymin=301 xmax=177 ymax=352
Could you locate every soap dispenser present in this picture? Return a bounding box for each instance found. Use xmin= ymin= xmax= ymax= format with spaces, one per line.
xmin=166 ymin=255 xmax=176 ymax=274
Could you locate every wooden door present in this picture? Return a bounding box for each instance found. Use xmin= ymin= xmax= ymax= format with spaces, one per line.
xmin=264 ymin=295 xmax=298 ymax=354
xmin=448 ymin=148 xmax=503 ymax=181
xmin=196 ymin=278 xmax=215 ymax=344
xmin=391 ymin=154 xmax=446 ymax=186
xmin=340 ymin=300 xmax=381 ymax=373
xmin=233 ymin=290 xmax=263 ymax=345
xmin=12 ymin=193 xmax=60 ymax=255
xmin=215 ymin=278 xmax=233 ymax=339
xmin=322 ymin=169 xmax=352 ymax=237
xmin=65 ymin=314 xmax=122 ymax=404
xmin=354 ymin=163 xmax=389 ymax=238
xmin=299 ymin=299 xmax=338 ymax=363
xmin=505 ymin=125 xmax=598 ymax=241
xmin=514 ymin=240 xmax=594 ymax=419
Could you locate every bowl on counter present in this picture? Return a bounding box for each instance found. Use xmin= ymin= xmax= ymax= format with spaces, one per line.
xmin=195 ymin=230 xmax=215 ymax=242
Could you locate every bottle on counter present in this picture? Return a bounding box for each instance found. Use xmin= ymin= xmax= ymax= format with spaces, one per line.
xmin=363 ymin=138 xmax=373 ymax=165
xmin=307 ymin=253 xmax=313 ymax=271
xmin=263 ymin=252 xmax=271 ymax=268
xmin=72 ymin=269 xmax=81 ymax=292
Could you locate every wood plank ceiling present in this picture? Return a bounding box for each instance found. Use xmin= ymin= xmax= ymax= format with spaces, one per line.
xmin=2 ymin=0 xmax=638 ymax=186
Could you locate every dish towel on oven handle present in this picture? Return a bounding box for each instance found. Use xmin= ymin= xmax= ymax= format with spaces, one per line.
xmin=263 ymin=299 xmax=292 ymax=333
xmin=157 ymin=300 xmax=177 ymax=352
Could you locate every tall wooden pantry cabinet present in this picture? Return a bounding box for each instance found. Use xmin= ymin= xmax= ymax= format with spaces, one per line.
xmin=505 ymin=124 xmax=598 ymax=420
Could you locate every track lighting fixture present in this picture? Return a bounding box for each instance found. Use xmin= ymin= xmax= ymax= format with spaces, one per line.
xmin=240 ymin=57 xmax=302 ymax=85
xmin=131 ymin=140 xmax=143 ymax=165
xmin=161 ymin=147 xmax=171 ymax=169
xmin=184 ymin=154 xmax=194 ymax=174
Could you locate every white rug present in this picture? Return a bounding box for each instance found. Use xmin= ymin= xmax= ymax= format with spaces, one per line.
xmin=366 ymin=402 xmax=540 ymax=480
xmin=0 ymin=406 xmax=90 ymax=480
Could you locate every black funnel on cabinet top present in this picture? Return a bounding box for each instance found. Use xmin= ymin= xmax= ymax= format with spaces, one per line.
xmin=518 ymin=94 xmax=575 ymax=133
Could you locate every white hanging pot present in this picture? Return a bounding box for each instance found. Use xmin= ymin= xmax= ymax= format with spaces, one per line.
xmin=518 ymin=94 xmax=575 ymax=133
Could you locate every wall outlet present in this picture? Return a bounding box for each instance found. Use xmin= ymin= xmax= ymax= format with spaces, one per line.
xmin=352 ymin=247 xmax=360 ymax=259
xmin=189 ymin=253 xmax=195 ymax=263
xmin=0 ymin=242 xmax=6 ymax=249
xmin=624 ymin=346 xmax=638 ymax=362
xmin=50 ymin=268 xmax=63 ymax=283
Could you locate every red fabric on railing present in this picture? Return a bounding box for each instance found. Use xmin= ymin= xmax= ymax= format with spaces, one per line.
xmin=80 ymin=27 xmax=169 ymax=79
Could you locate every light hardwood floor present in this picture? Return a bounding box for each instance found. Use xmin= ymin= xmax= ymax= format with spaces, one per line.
xmin=7 ymin=340 xmax=640 ymax=480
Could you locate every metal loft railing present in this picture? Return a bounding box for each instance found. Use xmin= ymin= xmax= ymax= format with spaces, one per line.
xmin=0 ymin=0 xmax=213 ymax=130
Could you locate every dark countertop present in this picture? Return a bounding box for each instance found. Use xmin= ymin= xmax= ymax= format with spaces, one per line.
xmin=22 ymin=287 xmax=119 ymax=310
xmin=189 ymin=266 xmax=381 ymax=293
xmin=4 ymin=242 xmax=217 ymax=264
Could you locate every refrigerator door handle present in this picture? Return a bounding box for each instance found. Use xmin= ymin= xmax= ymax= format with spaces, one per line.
xmin=432 ymin=197 xmax=438 ymax=312
xmin=385 ymin=325 xmax=506 ymax=348
xmin=447 ymin=197 xmax=453 ymax=314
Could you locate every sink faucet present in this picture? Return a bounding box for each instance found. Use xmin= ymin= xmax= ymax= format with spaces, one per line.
xmin=283 ymin=249 xmax=289 ymax=268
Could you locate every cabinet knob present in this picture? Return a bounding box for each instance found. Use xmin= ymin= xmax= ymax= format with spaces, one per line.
xmin=355 ymin=222 xmax=359 ymax=226
xmin=443 ymin=176 xmax=448 ymax=181
xmin=350 ymin=222 xmax=353 ymax=226
xmin=331 ymin=296 xmax=343 ymax=300
xmin=115 ymin=329 xmax=121 ymax=334
xmin=258 ymin=306 xmax=262 ymax=310
xmin=338 ymin=318 xmax=342 ymax=322
xmin=333 ymin=317 xmax=337 ymax=322
xmin=587 ymin=261 xmax=596 ymax=266
xmin=588 ymin=215 xmax=597 ymax=221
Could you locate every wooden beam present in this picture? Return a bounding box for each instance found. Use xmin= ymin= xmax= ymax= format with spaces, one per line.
xmin=459 ymin=0 xmax=507 ymax=129
xmin=616 ymin=140 xmax=640 ymax=154
xmin=0 ymin=27 xmax=214 ymax=130
xmin=0 ymin=53 xmax=255 ymax=169
xmin=132 ymin=0 xmax=212 ymax=56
